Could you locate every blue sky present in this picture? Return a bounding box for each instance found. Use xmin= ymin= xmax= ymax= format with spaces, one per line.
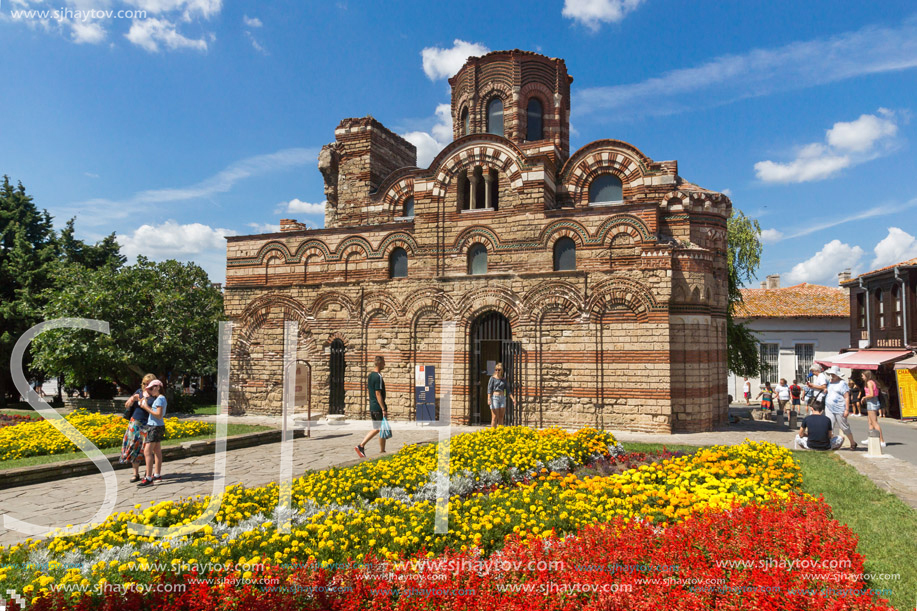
xmin=2 ymin=0 xmax=916 ymax=285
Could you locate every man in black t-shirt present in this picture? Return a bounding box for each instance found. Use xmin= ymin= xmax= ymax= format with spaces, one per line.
xmin=355 ymin=356 xmax=387 ymax=458
xmin=793 ymin=403 xmax=842 ymax=450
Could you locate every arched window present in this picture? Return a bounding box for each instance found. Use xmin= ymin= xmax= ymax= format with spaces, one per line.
xmin=461 ymin=107 xmax=470 ymax=136
xmin=389 ymin=247 xmax=408 ymax=278
xmin=402 ymin=196 xmax=414 ymax=218
xmin=486 ymin=98 xmax=503 ymax=136
xmin=526 ymin=97 xmax=543 ymax=141
xmin=468 ymin=243 xmax=487 ymax=275
xmin=553 ymin=237 xmax=576 ymax=271
xmin=589 ymin=174 xmax=623 ymax=204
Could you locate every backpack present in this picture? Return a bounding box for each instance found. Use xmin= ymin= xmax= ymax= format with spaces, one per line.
xmin=790 ymin=384 xmax=801 ymax=398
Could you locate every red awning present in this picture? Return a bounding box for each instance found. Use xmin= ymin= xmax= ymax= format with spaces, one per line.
xmin=894 ymin=355 xmax=917 ymax=370
xmin=816 ymin=350 xmax=913 ymax=370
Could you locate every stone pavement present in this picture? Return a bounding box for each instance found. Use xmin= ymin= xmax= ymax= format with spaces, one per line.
xmin=2 ymin=412 xmax=916 ymax=548
xmin=0 ymin=424 xmax=468 ymax=548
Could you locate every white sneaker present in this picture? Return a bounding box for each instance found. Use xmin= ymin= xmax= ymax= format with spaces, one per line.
xmin=881 ymin=442 xmax=887 ymax=448
xmin=860 ymin=440 xmax=869 ymax=445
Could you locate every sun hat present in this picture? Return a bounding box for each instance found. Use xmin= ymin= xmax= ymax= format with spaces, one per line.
xmin=146 ymin=379 xmax=163 ymax=389
xmin=825 ymin=366 xmax=843 ymax=377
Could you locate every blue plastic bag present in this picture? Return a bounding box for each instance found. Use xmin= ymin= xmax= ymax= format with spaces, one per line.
xmin=380 ymin=416 xmax=393 ymax=440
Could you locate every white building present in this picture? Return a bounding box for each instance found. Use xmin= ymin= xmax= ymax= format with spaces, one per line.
xmin=728 ymin=274 xmax=850 ymax=402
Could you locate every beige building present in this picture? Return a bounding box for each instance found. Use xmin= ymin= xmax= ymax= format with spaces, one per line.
xmin=223 ymin=50 xmax=731 ymax=433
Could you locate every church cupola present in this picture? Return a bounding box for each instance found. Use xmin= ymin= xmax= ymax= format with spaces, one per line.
xmin=449 ymin=49 xmax=573 ymax=162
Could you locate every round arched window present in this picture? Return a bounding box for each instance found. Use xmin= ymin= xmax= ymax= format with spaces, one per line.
xmin=468 ymin=243 xmax=488 ymax=275
xmin=589 ymin=174 xmax=623 ymax=204
xmin=389 ymin=247 xmax=408 ymax=278
xmin=486 ymin=98 xmax=503 ymax=136
xmin=526 ymin=97 xmax=543 ymax=141
xmin=553 ymin=237 xmax=576 ymax=271
xmin=402 ymin=196 xmax=414 ymax=218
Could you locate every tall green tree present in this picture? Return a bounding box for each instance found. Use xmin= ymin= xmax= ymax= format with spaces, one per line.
xmin=32 ymin=256 xmax=223 ymax=390
xmin=0 ymin=177 xmax=57 ymax=406
xmin=58 ymin=218 xmax=125 ymax=269
xmin=726 ymin=210 xmax=764 ymax=377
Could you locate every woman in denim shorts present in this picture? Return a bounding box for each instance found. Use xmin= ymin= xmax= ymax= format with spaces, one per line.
xmin=487 ymin=363 xmax=512 ymax=428
xmin=860 ymin=371 xmax=886 ymax=447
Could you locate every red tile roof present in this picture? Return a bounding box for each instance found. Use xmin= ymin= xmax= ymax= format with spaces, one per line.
xmin=736 ymin=283 xmax=849 ymax=318
xmin=841 ymin=257 xmax=917 ymax=285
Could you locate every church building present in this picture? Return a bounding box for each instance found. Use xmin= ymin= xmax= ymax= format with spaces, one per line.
xmin=224 ymin=50 xmax=730 ymax=432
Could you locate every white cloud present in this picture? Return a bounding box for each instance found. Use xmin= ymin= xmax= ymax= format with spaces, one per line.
xmin=245 ymin=30 xmax=266 ymax=54
xmin=826 ymin=109 xmax=898 ymax=152
xmin=421 ymin=39 xmax=489 ymax=81
xmin=575 ymin=19 xmax=917 ymax=119
xmin=784 ymin=240 xmax=864 ymax=285
xmin=562 ymin=0 xmax=645 ymax=31
xmin=70 ymin=21 xmax=106 ymax=44
xmin=871 ymin=227 xmax=917 ymax=268
xmin=125 ymin=17 xmax=212 ymax=52
xmin=760 ymin=228 xmax=784 ymax=244
xmin=754 ymin=110 xmax=899 ymax=183
xmin=401 ymin=103 xmax=452 ymax=167
xmin=117 ymin=219 xmax=236 ymax=282
xmin=247 ymin=222 xmax=280 ymax=234
xmin=61 ymin=147 xmax=318 ymax=226
xmin=283 ymin=199 xmax=325 ymax=215
xmin=721 ymin=188 xmax=732 ymax=196
xmin=5 ymin=0 xmax=221 ymax=49
xmin=83 ymin=172 xmax=100 ymax=179
xmin=124 ymin=0 xmax=222 ymax=20
xmin=242 ymin=15 xmax=262 ymax=27
xmin=762 ymin=198 xmax=917 ymax=242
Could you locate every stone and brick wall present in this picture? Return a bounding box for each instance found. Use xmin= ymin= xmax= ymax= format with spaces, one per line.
xmin=224 ymin=50 xmax=731 ymax=433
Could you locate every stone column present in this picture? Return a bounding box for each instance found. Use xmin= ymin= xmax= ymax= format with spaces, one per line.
xmin=483 ymin=171 xmax=493 ymax=209
xmin=469 ymin=167 xmax=480 ymax=209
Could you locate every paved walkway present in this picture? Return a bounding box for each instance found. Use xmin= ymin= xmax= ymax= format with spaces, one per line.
xmin=2 ymin=412 xmax=916 ymax=548
xmin=0 ymin=425 xmax=460 ymax=547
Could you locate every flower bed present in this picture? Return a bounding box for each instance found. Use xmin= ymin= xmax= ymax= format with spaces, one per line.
xmin=0 ymin=428 xmax=893 ymax=610
xmin=0 ymin=409 xmax=215 ymax=460
xmin=22 ymin=497 xmax=894 ymax=610
xmin=0 ymin=413 xmax=35 ymax=428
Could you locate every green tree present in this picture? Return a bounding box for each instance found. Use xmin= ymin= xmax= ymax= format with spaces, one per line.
xmin=0 ymin=177 xmax=57 ymax=406
xmin=58 ymin=218 xmax=125 ymax=269
xmin=726 ymin=210 xmax=764 ymax=377
xmin=32 ymin=256 xmax=223 ymax=390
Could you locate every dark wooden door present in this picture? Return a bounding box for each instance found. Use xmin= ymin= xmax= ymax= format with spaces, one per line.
xmin=329 ymin=339 xmax=345 ymax=415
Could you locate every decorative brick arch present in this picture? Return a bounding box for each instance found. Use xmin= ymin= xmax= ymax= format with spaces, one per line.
xmin=378 ymin=231 xmax=419 ymax=257
xmin=380 ymin=176 xmax=415 ymax=217
xmin=293 ymin=239 xmax=332 ymax=262
xmin=538 ymin=219 xmax=590 ymax=248
xmin=560 ymin=140 xmax=651 ymax=207
xmin=586 ymin=278 xmax=658 ymax=322
xmin=521 ymin=281 xmax=584 ymax=323
xmin=323 ymin=331 xmax=350 ymax=348
xmin=332 ymin=236 xmax=373 ymax=261
xmin=475 ymin=81 xmax=513 ymax=136
xmin=255 ymin=241 xmax=294 ymax=265
xmin=518 ymin=83 xmax=554 ymax=141
xmin=362 ymin=290 xmax=403 ymax=323
xmin=457 ymin=286 xmax=522 ymax=327
xmin=432 ymin=140 xmax=526 ymax=196
xmin=594 ymin=214 xmax=652 ymax=245
xmin=404 ymin=289 xmax=458 ymax=323
xmin=309 ymin=291 xmax=357 ymax=319
xmin=453 ymin=226 xmax=502 ymax=254
xmin=233 ymin=294 xmax=318 ymax=356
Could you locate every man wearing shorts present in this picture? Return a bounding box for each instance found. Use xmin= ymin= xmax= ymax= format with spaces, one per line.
xmin=775 ymin=378 xmax=790 ymax=414
xmin=743 ymin=378 xmax=751 ymax=405
xmin=355 ymin=356 xmax=387 ymax=457
xmin=794 ymin=402 xmax=843 ymax=451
